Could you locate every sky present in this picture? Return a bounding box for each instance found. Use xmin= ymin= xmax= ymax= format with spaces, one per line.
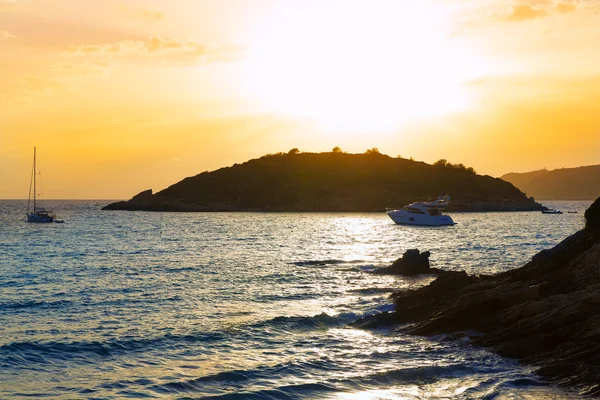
xmin=1 ymin=0 xmax=599 ymax=199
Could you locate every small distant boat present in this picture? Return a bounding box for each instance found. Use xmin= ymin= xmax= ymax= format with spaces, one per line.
xmin=567 ymin=211 xmax=578 ymax=214
xmin=541 ymin=209 xmax=563 ymax=214
xmin=387 ymin=195 xmax=455 ymax=226
xmin=25 ymin=147 xmax=62 ymax=223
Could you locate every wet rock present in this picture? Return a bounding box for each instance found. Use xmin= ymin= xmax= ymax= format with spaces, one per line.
xmin=375 ymin=249 xmax=440 ymax=275
xmin=585 ymin=197 xmax=600 ymax=229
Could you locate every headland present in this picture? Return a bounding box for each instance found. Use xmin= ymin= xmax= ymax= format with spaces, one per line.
xmin=103 ymin=151 xmax=544 ymax=212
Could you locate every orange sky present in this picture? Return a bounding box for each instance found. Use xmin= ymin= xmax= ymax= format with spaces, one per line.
xmin=1 ymin=0 xmax=599 ymax=199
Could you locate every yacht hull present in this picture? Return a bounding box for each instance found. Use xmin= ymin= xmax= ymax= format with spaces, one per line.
xmin=387 ymin=210 xmax=455 ymax=226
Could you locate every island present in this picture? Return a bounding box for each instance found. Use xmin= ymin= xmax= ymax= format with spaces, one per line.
xmin=502 ymin=164 xmax=600 ymax=200
xmin=103 ymin=150 xmax=544 ymax=212
xmin=355 ymin=198 xmax=600 ymax=395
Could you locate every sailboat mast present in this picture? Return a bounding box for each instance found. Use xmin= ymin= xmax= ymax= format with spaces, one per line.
xmin=33 ymin=146 xmax=36 ymax=212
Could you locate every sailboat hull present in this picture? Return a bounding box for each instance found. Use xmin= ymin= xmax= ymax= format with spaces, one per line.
xmin=26 ymin=212 xmax=55 ymax=223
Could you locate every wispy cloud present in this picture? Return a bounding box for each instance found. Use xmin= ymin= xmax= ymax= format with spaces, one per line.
xmin=4 ymin=33 xmax=242 ymax=106
xmin=49 ymin=60 xmax=112 ymax=79
xmin=505 ymin=1 xmax=579 ymax=21
xmin=118 ymin=5 xmax=164 ymax=21
xmin=555 ymin=2 xmax=577 ymax=14
xmin=65 ymin=36 xmax=243 ymax=63
xmin=3 ymin=61 xmax=111 ymax=105
xmin=0 ymin=29 xmax=16 ymax=40
xmin=4 ymin=75 xmax=66 ymax=104
xmin=507 ymin=4 xmax=547 ymax=21
xmin=0 ymin=0 xmax=28 ymax=13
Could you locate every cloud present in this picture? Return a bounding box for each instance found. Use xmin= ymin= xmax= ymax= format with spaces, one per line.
xmin=504 ymin=1 xmax=579 ymax=21
xmin=507 ymin=3 xmax=547 ymax=21
xmin=3 ymin=61 xmax=112 ymax=105
xmin=556 ymin=2 xmax=577 ymax=13
xmin=0 ymin=0 xmax=28 ymax=13
xmin=1 ymin=29 xmax=16 ymax=40
xmin=4 ymin=34 xmax=242 ymax=106
xmin=118 ymin=5 xmax=164 ymax=21
xmin=65 ymin=36 xmax=243 ymax=63
xmin=2 ymin=75 xmax=66 ymax=104
xmin=49 ymin=60 xmax=112 ymax=79
xmin=19 ymin=75 xmax=65 ymax=91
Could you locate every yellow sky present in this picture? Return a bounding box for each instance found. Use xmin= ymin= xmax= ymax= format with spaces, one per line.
xmin=1 ymin=0 xmax=599 ymax=199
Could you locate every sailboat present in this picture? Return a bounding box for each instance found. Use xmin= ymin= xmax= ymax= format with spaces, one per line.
xmin=25 ymin=147 xmax=61 ymax=223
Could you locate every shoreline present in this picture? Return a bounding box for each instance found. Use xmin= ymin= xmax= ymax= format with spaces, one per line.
xmin=101 ymin=190 xmax=545 ymax=213
xmin=354 ymin=198 xmax=600 ymax=396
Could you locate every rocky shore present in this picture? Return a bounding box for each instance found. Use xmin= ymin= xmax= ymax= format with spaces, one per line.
xmin=355 ymin=198 xmax=600 ymax=395
xmin=102 ymin=189 xmax=544 ymax=212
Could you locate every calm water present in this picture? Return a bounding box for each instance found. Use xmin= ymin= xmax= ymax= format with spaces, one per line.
xmin=0 ymin=200 xmax=591 ymax=399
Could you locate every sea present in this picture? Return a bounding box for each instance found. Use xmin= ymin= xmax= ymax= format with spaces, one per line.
xmin=0 ymin=200 xmax=592 ymax=399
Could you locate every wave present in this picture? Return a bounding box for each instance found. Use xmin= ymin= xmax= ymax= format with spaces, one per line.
xmin=291 ymin=259 xmax=365 ymax=267
xmin=0 ymin=304 xmax=391 ymax=368
xmin=155 ymin=371 xmax=250 ymax=393
xmin=176 ymin=382 xmax=339 ymax=399
xmin=257 ymin=292 xmax=319 ymax=302
xmin=151 ymin=358 xmax=341 ymax=396
xmin=358 ymin=264 xmax=382 ymax=272
xmin=347 ymin=287 xmax=398 ymax=295
xmin=250 ymin=312 xmax=348 ymax=332
xmin=162 ymin=266 xmax=197 ymax=273
xmin=0 ymin=280 xmax=21 ymax=288
xmin=0 ymin=299 xmax=72 ymax=311
xmin=0 ymin=331 xmax=226 ymax=366
xmin=247 ymin=300 xmax=396 ymax=333
xmin=353 ymin=364 xmax=474 ymax=386
xmin=151 ymin=362 xmax=486 ymax=399
xmin=160 ymin=361 xmax=544 ymax=400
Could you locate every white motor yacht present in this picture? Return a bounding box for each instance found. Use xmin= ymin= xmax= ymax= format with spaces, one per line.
xmin=387 ymin=195 xmax=455 ymax=226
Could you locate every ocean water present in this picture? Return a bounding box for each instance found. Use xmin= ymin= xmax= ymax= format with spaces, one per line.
xmin=0 ymin=200 xmax=591 ymax=399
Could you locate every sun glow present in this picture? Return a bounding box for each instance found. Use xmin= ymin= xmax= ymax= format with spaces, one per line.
xmin=242 ymin=1 xmax=487 ymax=133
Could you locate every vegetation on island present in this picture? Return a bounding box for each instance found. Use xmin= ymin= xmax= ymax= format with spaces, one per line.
xmin=502 ymin=164 xmax=600 ymax=200
xmin=103 ymin=148 xmax=543 ymax=212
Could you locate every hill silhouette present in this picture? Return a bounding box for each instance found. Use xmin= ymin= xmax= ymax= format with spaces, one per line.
xmin=502 ymin=165 xmax=600 ymax=200
xmin=103 ymin=150 xmax=543 ymax=212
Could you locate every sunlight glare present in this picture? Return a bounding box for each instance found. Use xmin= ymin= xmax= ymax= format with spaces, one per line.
xmin=243 ymin=1 xmax=487 ymax=133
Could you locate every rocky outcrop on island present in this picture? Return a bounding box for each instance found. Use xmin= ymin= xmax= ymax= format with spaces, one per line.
xmin=355 ymin=198 xmax=600 ymax=395
xmin=502 ymin=164 xmax=600 ymax=200
xmin=103 ymin=151 xmax=544 ymax=212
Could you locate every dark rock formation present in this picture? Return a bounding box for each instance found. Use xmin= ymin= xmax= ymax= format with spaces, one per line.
xmin=102 ymin=151 xmax=544 ymax=212
xmin=585 ymin=197 xmax=600 ymax=229
xmin=355 ymin=200 xmax=600 ymax=395
xmin=375 ymin=249 xmax=443 ymax=275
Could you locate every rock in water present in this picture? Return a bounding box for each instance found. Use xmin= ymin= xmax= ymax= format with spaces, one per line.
xmin=375 ymin=249 xmax=436 ymax=275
